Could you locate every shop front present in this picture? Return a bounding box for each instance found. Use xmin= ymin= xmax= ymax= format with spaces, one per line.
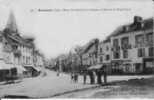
xmin=24 ymin=65 xmax=41 ymax=77
xmin=111 ymin=60 xmax=123 ymax=74
xmin=143 ymin=58 xmax=154 ymax=74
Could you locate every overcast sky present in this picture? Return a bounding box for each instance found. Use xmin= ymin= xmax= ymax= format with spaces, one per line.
xmin=0 ymin=0 xmax=153 ymax=58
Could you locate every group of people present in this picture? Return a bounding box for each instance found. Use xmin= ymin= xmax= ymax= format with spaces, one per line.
xmin=70 ymin=72 xmax=79 ymax=83
xmin=70 ymin=67 xmax=107 ymax=85
xmin=83 ymin=69 xmax=107 ymax=85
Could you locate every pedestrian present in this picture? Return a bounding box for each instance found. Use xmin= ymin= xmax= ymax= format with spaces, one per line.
xmin=89 ymin=71 xmax=94 ymax=84
xmin=103 ymin=65 xmax=107 ymax=84
xmin=74 ymin=73 xmax=78 ymax=83
xmin=83 ymin=71 xmax=87 ymax=84
xmin=74 ymin=73 xmax=76 ymax=82
xmin=93 ymin=71 xmax=95 ymax=84
xmin=96 ymin=70 xmax=102 ymax=84
xmin=70 ymin=72 xmax=74 ymax=82
xmin=57 ymin=71 xmax=60 ymax=76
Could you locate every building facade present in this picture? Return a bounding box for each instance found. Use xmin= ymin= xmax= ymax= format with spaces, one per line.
xmin=82 ymin=38 xmax=99 ymax=67
xmin=0 ymin=29 xmax=36 ymax=78
xmin=97 ymin=38 xmax=112 ymax=74
xmin=0 ymin=11 xmax=44 ymax=80
xmin=33 ymin=50 xmax=44 ymax=68
xmin=110 ymin=16 xmax=154 ymax=74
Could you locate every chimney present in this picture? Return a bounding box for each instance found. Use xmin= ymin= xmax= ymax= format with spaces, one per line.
xmin=134 ymin=16 xmax=142 ymax=24
xmin=133 ymin=16 xmax=143 ymax=29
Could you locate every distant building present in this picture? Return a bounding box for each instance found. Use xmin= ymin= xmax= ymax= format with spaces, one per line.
xmin=33 ymin=50 xmax=44 ymax=68
xmin=110 ymin=16 xmax=154 ymax=74
xmin=97 ymin=38 xmax=112 ymax=74
xmin=0 ymin=10 xmax=44 ymax=80
xmin=82 ymin=38 xmax=99 ymax=67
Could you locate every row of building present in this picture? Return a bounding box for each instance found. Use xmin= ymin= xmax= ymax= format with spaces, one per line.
xmin=81 ymin=16 xmax=154 ymax=74
xmin=0 ymin=11 xmax=44 ymax=81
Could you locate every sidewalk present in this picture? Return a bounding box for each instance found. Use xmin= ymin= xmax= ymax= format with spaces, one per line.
xmin=0 ymin=69 xmax=153 ymax=98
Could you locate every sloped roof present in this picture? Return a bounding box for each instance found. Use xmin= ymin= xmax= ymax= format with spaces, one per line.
xmin=82 ymin=38 xmax=99 ymax=54
xmin=4 ymin=32 xmax=34 ymax=48
xmin=110 ymin=17 xmax=153 ymax=37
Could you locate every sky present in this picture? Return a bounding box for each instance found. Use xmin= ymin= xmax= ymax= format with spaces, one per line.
xmin=0 ymin=0 xmax=153 ymax=58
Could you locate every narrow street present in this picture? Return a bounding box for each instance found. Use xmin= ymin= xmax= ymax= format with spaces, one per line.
xmin=0 ymin=68 xmax=153 ymax=98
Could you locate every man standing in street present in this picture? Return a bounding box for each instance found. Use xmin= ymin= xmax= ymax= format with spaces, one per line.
xmin=89 ymin=70 xmax=94 ymax=84
xmin=96 ymin=70 xmax=102 ymax=84
xmin=103 ymin=65 xmax=107 ymax=84
xmin=83 ymin=70 xmax=87 ymax=84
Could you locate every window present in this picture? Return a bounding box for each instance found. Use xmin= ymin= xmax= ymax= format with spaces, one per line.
xmin=100 ymin=56 xmax=103 ymax=63
xmin=113 ymin=39 xmax=120 ymax=59
xmin=146 ymin=33 xmax=153 ymax=46
xmin=149 ymin=47 xmax=154 ymax=57
xmin=121 ymin=37 xmax=129 ymax=49
xmin=135 ymin=34 xmax=144 ymax=47
xmin=113 ymin=52 xmax=120 ymax=59
xmin=106 ymin=55 xmax=110 ymax=61
xmin=123 ymin=50 xmax=128 ymax=58
xmin=100 ymin=48 xmax=102 ymax=53
xmin=146 ymin=61 xmax=154 ymax=68
xmin=135 ymin=63 xmax=141 ymax=71
xmin=113 ymin=39 xmax=119 ymax=47
xmin=106 ymin=46 xmax=109 ymax=51
xmin=138 ymin=48 xmax=145 ymax=57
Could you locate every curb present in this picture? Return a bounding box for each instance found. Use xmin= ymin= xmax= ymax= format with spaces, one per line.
xmin=49 ymin=81 xmax=128 ymax=98
xmin=50 ymin=85 xmax=100 ymax=97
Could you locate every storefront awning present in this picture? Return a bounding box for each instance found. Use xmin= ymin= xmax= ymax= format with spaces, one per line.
xmin=88 ymin=64 xmax=103 ymax=70
xmin=24 ymin=65 xmax=41 ymax=72
xmin=33 ymin=67 xmax=41 ymax=72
